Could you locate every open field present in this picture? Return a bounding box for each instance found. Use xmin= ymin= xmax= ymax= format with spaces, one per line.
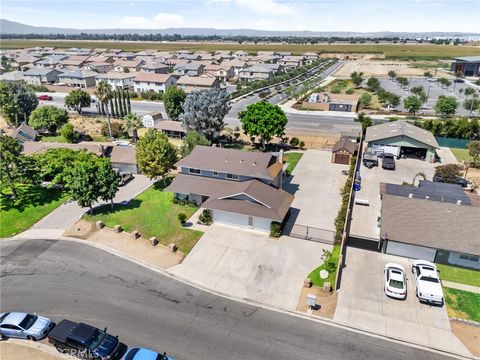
xmin=2 ymin=40 xmax=480 ymax=59
xmin=334 ymin=60 xmax=456 ymax=77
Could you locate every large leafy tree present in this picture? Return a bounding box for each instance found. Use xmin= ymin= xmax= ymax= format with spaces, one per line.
xmin=29 ymin=105 xmax=69 ymax=134
xmin=435 ymin=96 xmax=458 ymax=119
xmin=122 ymin=112 xmax=143 ymax=143
xmin=163 ymin=86 xmax=186 ymax=120
xmin=350 ymin=71 xmax=363 ymax=87
xmin=366 ymin=77 xmax=381 ymax=92
xmin=95 ymin=80 xmax=113 ymax=138
xmin=0 ymin=134 xmax=39 ymax=198
xmin=359 ymin=92 xmax=372 ymax=108
xmin=35 ymin=148 xmax=90 ymax=185
xmin=468 ymin=140 xmax=480 ymax=163
xmin=68 ymin=157 xmax=101 ymax=213
xmin=464 ymin=94 xmax=479 ymax=118
xmin=239 ymin=101 xmax=287 ymax=148
xmin=136 ymin=129 xmax=178 ymax=185
xmin=403 ymin=95 xmax=422 ymax=118
xmin=96 ymin=157 xmax=120 ymax=210
xmin=181 ymin=130 xmax=211 ymax=157
xmin=0 ymin=81 xmax=38 ymax=126
xmin=64 ymin=89 xmax=91 ymax=115
xmin=181 ymin=88 xmax=231 ymax=140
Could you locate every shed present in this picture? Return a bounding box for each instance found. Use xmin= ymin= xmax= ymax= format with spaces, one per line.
xmin=142 ymin=111 xmax=163 ymax=128
xmin=154 ymin=120 xmax=186 ymax=139
xmin=331 ymin=137 xmax=357 ymax=164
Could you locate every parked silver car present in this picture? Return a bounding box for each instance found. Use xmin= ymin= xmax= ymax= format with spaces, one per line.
xmin=0 ymin=312 xmax=53 ymax=340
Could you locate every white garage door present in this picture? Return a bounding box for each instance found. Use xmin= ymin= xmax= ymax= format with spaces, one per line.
xmin=213 ymin=210 xmax=249 ymax=227
xmin=251 ymin=217 xmax=271 ymax=232
xmin=386 ymin=241 xmax=436 ymax=262
xmin=372 ymin=144 xmax=399 ymax=156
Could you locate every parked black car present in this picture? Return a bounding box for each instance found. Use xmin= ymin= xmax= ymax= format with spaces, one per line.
xmin=433 ymin=175 xmax=470 ymax=188
xmin=382 ymin=153 xmax=396 ymax=170
xmin=48 ymin=320 xmax=119 ymax=359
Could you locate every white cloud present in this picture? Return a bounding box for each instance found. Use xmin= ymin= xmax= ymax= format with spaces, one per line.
xmin=235 ymin=0 xmax=295 ymax=16
xmin=118 ymin=12 xmax=185 ymax=28
xmin=205 ymin=0 xmax=231 ymax=4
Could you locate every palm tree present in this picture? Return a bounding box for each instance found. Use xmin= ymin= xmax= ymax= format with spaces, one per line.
xmin=95 ymin=80 xmax=113 ymax=139
xmin=123 ymin=112 xmax=143 ymax=143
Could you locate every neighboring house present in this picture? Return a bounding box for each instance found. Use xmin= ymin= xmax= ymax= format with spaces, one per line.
xmin=450 ymin=56 xmax=480 ymax=77
xmin=56 ymin=56 xmax=89 ymax=70
xmin=154 ymin=120 xmax=186 ymax=138
xmin=35 ymin=55 xmax=67 ymax=68
xmin=95 ymin=72 xmax=136 ymax=89
xmin=365 ymin=121 xmax=439 ymax=162
xmin=58 ymin=70 xmax=98 ymax=88
xmin=232 ymin=50 xmax=249 ymax=57
xmin=0 ymin=70 xmax=25 ymax=82
xmin=2 ymin=122 xmax=38 ymax=143
xmin=113 ymin=52 xmax=137 ymax=60
xmin=140 ymin=62 xmax=169 ymax=74
xmin=176 ymin=75 xmax=220 ymax=93
xmin=177 ymin=54 xmax=201 ymax=61
xmin=133 ymin=72 xmax=177 ymax=93
xmin=23 ymin=68 xmax=62 ymax=85
xmin=113 ymin=59 xmax=144 ymax=73
xmin=173 ymin=62 xmax=204 ymax=76
xmin=204 ymin=64 xmax=235 ymax=82
xmin=82 ymin=62 xmax=113 ymax=73
xmin=238 ymin=65 xmax=274 ymax=82
xmin=142 ymin=111 xmax=163 ymax=128
xmin=302 ymin=52 xmax=319 ymax=64
xmin=331 ymin=137 xmax=358 ymax=164
xmin=165 ymin=146 xmax=293 ymax=231
xmin=379 ymin=187 xmax=480 ymax=270
xmin=279 ymin=56 xmax=304 ymax=69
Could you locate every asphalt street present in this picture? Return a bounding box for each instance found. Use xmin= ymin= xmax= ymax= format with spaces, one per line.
xmin=0 ymin=239 xmax=455 ymax=360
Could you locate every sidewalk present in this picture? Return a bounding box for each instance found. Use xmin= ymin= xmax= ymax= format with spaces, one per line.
xmin=443 ymin=280 xmax=480 ymax=294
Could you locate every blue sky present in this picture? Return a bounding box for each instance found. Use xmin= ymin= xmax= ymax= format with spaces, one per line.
xmin=2 ymin=0 xmax=480 ymax=32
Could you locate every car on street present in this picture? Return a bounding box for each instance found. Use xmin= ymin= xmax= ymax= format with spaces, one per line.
xmin=48 ymin=319 xmax=120 ymax=359
xmin=382 ymin=153 xmax=396 ymax=170
xmin=412 ymin=260 xmax=444 ymax=306
xmin=119 ymin=172 xmax=134 ymax=186
xmin=384 ymin=263 xmax=407 ymax=300
xmin=38 ymin=95 xmax=53 ymax=101
xmin=122 ymin=347 xmax=175 ymax=360
xmin=0 ymin=312 xmax=54 ymax=341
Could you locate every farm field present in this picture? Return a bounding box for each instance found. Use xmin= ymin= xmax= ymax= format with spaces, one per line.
xmin=2 ymin=40 xmax=480 ymax=59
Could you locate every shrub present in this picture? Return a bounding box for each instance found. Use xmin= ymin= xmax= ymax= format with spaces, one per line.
xmin=199 ymin=209 xmax=212 ymax=225
xmin=59 ymin=123 xmax=78 ymax=143
xmin=101 ymin=122 xmax=124 ymax=138
xmin=29 ymin=84 xmax=52 ymax=92
xmin=270 ymin=221 xmax=282 ymax=238
xmin=346 ymin=88 xmax=355 ymax=95
xmin=172 ymin=197 xmax=179 ymax=204
xmin=326 ymin=261 xmax=337 ymax=272
xmin=140 ymin=91 xmax=162 ymax=101
xmin=330 ymin=86 xmax=341 ymax=94
xmin=299 ymin=141 xmax=305 ymax=148
xmin=177 ymin=212 xmax=187 ymax=224
xmin=129 ymin=91 xmax=138 ymax=98
xmin=290 ymin=137 xmax=300 ymax=147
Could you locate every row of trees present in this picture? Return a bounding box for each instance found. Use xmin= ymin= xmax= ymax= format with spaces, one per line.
xmin=413 ymin=118 xmax=479 ymax=140
xmin=96 ymin=88 xmax=132 ymax=119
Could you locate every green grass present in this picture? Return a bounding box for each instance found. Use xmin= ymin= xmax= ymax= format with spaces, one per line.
xmin=84 ymin=181 xmax=203 ymax=254
xmin=450 ymin=148 xmax=473 ymax=162
xmin=308 ymin=245 xmax=340 ymax=288
xmin=284 ymin=152 xmax=303 ymax=173
xmin=40 ymin=135 xmax=67 ymax=143
xmin=1 ymin=40 xmax=479 ymax=59
xmin=437 ymin=264 xmax=480 ymax=287
xmin=444 ymin=288 xmax=480 ymax=322
xmin=0 ymin=184 xmax=68 ymax=237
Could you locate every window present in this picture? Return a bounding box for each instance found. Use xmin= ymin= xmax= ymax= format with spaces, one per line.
xmin=189 ymin=168 xmax=201 ymax=175
xmin=459 ymin=254 xmax=479 ymax=262
xmin=226 ymin=173 xmax=239 ymax=180
xmin=213 ymin=171 xmax=218 ymax=176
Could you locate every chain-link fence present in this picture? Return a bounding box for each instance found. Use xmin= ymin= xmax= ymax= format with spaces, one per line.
xmin=282 ymin=221 xmax=335 ymax=244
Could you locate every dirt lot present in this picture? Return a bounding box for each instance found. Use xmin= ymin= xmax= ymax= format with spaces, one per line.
xmin=296 ymin=286 xmax=337 ymax=319
xmin=334 ymin=60 xmax=454 ymax=78
xmin=0 ymin=341 xmax=63 ymax=360
xmin=451 ymin=321 xmax=480 ymax=356
xmin=69 ymin=114 xmax=121 ymax=139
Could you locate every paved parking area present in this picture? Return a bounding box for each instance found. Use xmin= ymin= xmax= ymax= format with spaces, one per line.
xmin=169 ymin=224 xmax=331 ymax=310
xmin=334 ymin=247 xmax=471 ymax=356
xmin=284 ymin=150 xmax=347 ymax=235
xmin=378 ymin=77 xmax=471 ymax=116
xmin=350 ymin=158 xmax=436 ymax=239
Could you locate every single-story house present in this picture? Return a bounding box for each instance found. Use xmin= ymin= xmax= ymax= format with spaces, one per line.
xmin=380 ymin=192 xmax=480 ymax=270
xmin=154 ymin=120 xmax=186 ymax=139
xmin=58 ymin=70 xmax=98 ymax=88
xmin=95 ymin=72 xmax=136 ymax=89
xmin=365 ymin=121 xmax=439 ymax=162
xmin=176 ymin=75 xmax=220 ymax=93
xmin=451 ymin=56 xmax=480 ymax=77
xmin=331 ymin=137 xmax=358 ymax=164
xmin=165 ymin=146 xmax=293 ymax=231
xmin=133 ymin=72 xmax=177 ymax=93
xmin=23 ymin=68 xmax=62 ymax=85
xmin=142 ymin=111 xmax=163 ymax=128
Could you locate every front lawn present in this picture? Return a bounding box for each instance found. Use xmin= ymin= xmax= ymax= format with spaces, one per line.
xmin=437 ymin=264 xmax=480 ymax=287
xmin=40 ymin=135 xmax=67 ymax=143
xmin=308 ymin=245 xmax=340 ymax=288
xmin=444 ymin=288 xmax=480 ymax=322
xmin=84 ymin=181 xmax=203 ymax=254
xmin=284 ymin=152 xmax=303 ymax=173
xmin=450 ymin=148 xmax=473 ymax=162
xmin=0 ymin=184 xmax=68 ymax=237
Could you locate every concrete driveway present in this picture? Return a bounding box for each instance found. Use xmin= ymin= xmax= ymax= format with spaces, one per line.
xmin=334 ymin=247 xmax=471 ymax=356
xmin=284 ymin=150 xmax=347 ymax=241
xmin=169 ymin=224 xmax=331 ymax=310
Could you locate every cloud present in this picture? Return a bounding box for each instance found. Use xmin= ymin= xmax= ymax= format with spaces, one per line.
xmin=205 ymin=0 xmax=231 ymax=4
xmin=235 ymin=0 xmax=295 ymax=16
xmin=119 ymin=12 xmax=185 ymax=28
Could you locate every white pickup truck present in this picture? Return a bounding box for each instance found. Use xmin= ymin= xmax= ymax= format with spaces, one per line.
xmin=412 ymin=260 xmax=444 ymax=306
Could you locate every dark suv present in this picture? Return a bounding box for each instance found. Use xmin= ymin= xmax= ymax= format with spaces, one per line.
xmin=382 ymin=153 xmax=396 ymax=170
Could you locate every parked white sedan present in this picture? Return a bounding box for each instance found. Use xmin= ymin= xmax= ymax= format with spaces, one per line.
xmin=384 ymin=263 xmax=407 ymax=300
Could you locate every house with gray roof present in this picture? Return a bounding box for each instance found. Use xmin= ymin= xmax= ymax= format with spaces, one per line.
xmin=451 ymin=56 xmax=480 ymax=77
xmin=165 ymin=146 xmax=293 ymax=231
xmin=58 ymin=70 xmax=98 ymax=88
xmin=23 ymin=68 xmax=62 ymax=85
xmin=173 ymin=62 xmax=204 ymax=76
xmin=365 ymin=121 xmax=439 ymax=162
xmin=238 ymin=64 xmax=274 ymax=82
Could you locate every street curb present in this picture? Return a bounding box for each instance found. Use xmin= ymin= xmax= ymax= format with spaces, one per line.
xmin=1 ymin=236 xmax=475 ymax=360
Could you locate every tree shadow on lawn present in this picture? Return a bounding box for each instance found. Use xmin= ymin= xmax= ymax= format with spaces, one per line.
xmin=0 ymin=185 xmax=64 ymax=212
xmin=90 ymin=199 xmax=143 ymax=215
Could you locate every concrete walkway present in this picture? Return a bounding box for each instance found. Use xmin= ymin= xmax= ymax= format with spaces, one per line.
xmin=443 ymin=281 xmax=480 ymax=294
